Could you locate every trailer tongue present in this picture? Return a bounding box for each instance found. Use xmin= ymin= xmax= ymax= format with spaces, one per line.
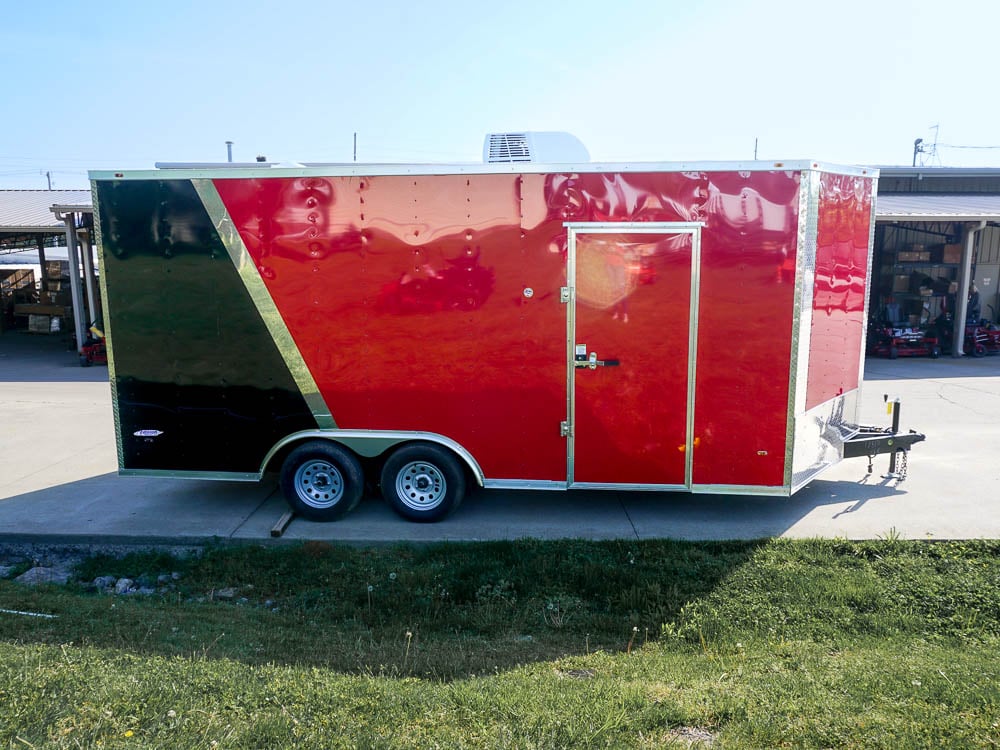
xmin=92 ymin=155 xmax=923 ymax=522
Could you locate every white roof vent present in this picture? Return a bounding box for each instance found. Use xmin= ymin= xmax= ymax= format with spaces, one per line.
xmin=483 ymin=131 xmax=589 ymax=164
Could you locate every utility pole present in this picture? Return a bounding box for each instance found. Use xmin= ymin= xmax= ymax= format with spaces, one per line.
xmin=353 ymin=132 xmax=357 ymax=162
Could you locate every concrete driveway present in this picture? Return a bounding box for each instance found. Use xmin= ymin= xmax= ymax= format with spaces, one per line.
xmin=2 ymin=331 xmax=998 ymax=544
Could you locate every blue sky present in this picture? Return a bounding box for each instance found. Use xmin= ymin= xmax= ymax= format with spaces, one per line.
xmin=2 ymin=0 xmax=999 ymax=189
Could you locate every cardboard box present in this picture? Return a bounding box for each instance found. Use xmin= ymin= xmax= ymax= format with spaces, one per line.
xmin=45 ymin=261 xmax=69 ymax=278
xmin=28 ymin=314 xmax=50 ymax=333
xmin=943 ymin=244 xmax=962 ymax=264
xmin=892 ymin=274 xmax=911 ymax=292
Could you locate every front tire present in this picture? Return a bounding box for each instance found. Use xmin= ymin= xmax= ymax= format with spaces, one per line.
xmin=380 ymin=443 xmax=466 ymax=522
xmin=279 ymin=441 xmax=364 ymax=521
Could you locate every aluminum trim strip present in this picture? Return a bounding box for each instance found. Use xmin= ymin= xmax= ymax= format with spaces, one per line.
xmin=563 ymin=222 xmax=705 ymax=231
xmin=566 ymin=228 xmax=578 ymax=485
xmin=258 ymin=429 xmax=486 ymax=486
xmin=690 ymin=484 xmax=792 ymax=498
xmin=569 ymin=482 xmax=688 ymax=492
xmin=91 ymin=180 xmax=125 ymax=473
xmin=192 ymin=178 xmax=336 ymax=429
xmin=783 ymin=170 xmax=820 ymax=489
xmin=119 ymin=469 xmax=259 ymax=481
xmin=483 ymin=480 xmax=567 ymax=491
xmin=91 ymin=162 xmax=877 ymax=181
xmin=685 ymin=228 xmax=701 ymax=488
xmin=857 ymin=175 xmax=879 ymax=425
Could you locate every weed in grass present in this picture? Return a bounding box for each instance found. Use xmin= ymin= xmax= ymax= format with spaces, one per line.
xmin=541 ymin=595 xmax=581 ymax=629
xmin=402 ymin=630 xmax=414 ymax=673
xmin=626 ymin=626 xmax=639 ymax=655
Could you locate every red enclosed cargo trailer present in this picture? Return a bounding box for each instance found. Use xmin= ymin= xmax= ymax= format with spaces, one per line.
xmin=92 ymin=157 xmax=922 ymax=522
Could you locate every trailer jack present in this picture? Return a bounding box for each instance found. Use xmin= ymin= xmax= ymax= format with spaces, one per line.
xmin=842 ymin=396 xmax=925 ymax=481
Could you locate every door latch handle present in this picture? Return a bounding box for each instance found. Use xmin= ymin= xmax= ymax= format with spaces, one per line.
xmin=574 ymin=351 xmax=620 ymax=369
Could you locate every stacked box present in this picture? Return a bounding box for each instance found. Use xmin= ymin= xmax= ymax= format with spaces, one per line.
xmin=28 ymin=314 xmax=50 ymax=333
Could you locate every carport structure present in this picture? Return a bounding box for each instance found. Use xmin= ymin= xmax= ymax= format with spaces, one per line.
xmin=0 ymin=190 xmax=95 ymax=349
xmin=874 ymin=167 xmax=1000 ymax=356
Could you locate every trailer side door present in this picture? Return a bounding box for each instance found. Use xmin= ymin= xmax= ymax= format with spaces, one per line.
xmin=566 ymin=223 xmax=700 ymax=489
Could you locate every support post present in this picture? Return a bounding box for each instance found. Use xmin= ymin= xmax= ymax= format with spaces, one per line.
xmin=36 ymin=235 xmax=47 ymax=289
xmin=79 ymin=228 xmax=98 ymax=324
xmin=60 ymin=212 xmax=86 ymax=351
xmin=952 ymin=220 xmax=987 ymax=357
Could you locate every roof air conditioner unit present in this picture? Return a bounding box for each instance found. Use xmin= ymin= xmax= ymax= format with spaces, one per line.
xmin=483 ymin=132 xmax=589 ymax=164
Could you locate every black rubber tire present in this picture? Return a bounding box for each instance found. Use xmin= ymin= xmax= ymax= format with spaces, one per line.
xmin=888 ymin=345 xmax=899 ymax=360
xmin=380 ymin=442 xmax=466 ymax=523
xmin=279 ymin=441 xmax=364 ymax=521
xmin=80 ymin=355 xmax=91 ymax=367
xmin=930 ymin=346 xmax=941 ymax=359
xmin=974 ymin=344 xmax=987 ymax=358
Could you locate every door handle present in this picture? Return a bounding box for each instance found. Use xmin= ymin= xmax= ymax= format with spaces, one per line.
xmin=574 ymin=351 xmax=620 ymax=369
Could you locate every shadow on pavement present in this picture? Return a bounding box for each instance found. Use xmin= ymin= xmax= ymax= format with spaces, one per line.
xmin=0 ymin=330 xmax=108 ymax=383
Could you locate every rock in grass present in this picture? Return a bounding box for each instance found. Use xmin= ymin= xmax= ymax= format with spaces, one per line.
xmin=214 ymin=587 xmax=237 ymax=600
xmin=15 ymin=567 xmax=71 ymax=586
xmin=92 ymin=576 xmax=117 ymax=590
xmin=115 ymin=578 xmax=136 ymax=595
xmin=0 ymin=566 xmax=14 ymax=579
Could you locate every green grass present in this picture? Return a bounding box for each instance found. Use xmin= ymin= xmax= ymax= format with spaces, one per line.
xmin=1 ymin=538 xmax=999 ymax=748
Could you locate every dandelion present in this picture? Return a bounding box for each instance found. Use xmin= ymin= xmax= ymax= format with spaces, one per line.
xmin=167 ymin=710 xmax=176 ymax=718
xmin=403 ymin=630 xmax=414 ymax=672
xmin=124 ymin=730 xmax=134 ymax=737
xmin=627 ymin=625 xmax=639 ymax=655
xmin=389 ymin=572 xmax=397 ymax=581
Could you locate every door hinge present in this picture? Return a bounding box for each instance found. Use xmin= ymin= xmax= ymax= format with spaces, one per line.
xmin=560 ymin=287 xmax=570 ymax=304
xmin=560 ymin=421 xmax=571 ymax=437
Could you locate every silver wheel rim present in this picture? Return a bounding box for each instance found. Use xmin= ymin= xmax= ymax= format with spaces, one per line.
xmin=395 ymin=461 xmax=447 ymax=511
xmin=293 ymin=460 xmax=345 ymax=509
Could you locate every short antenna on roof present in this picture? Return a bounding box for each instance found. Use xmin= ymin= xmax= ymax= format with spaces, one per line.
xmin=226 ymin=141 xmax=234 ymax=163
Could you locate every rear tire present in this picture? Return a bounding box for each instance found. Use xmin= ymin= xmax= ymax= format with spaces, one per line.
xmin=380 ymin=443 xmax=466 ymax=522
xmin=279 ymin=441 xmax=364 ymax=521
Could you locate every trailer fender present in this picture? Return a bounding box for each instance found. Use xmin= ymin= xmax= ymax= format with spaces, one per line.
xmin=259 ymin=430 xmax=486 ymax=487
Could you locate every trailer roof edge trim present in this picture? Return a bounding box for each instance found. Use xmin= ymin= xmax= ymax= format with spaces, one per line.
xmin=90 ymin=160 xmax=877 ymax=181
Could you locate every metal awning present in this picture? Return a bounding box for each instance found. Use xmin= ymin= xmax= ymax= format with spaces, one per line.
xmin=875 ymin=194 xmax=1000 ymax=222
xmin=0 ymin=190 xmax=92 ymax=233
